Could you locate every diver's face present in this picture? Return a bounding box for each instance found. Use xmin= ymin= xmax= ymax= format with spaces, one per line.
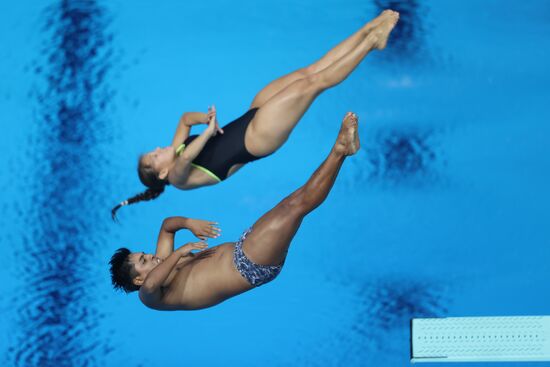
xmin=128 ymin=252 xmax=163 ymax=284
xmin=144 ymin=146 xmax=176 ymax=173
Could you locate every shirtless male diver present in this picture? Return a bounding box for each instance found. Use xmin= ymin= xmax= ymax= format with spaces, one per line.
xmin=109 ymin=112 xmax=360 ymax=310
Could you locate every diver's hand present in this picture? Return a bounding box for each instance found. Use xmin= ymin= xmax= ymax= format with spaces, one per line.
xmin=205 ymin=105 xmax=224 ymax=136
xmin=187 ymin=219 xmax=221 ymax=240
xmin=205 ymin=106 xmax=217 ymax=136
xmin=176 ymin=242 xmax=208 ymax=257
xmin=206 ymin=106 xmax=216 ymax=123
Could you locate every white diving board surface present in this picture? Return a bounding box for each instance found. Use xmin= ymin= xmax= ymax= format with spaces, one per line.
xmin=411 ymin=316 xmax=550 ymax=363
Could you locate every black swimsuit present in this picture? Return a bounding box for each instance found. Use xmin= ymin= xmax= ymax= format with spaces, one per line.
xmin=180 ymin=108 xmax=261 ymax=182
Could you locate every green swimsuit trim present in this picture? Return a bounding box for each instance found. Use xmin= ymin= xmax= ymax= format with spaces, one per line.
xmin=190 ymin=163 xmax=222 ymax=182
xmin=176 ymin=143 xmax=222 ymax=182
xmin=175 ymin=143 xmax=186 ymax=156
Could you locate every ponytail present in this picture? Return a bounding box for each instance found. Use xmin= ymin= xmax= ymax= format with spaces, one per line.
xmin=112 ymin=154 xmax=170 ymax=221
xmin=111 ymin=186 xmax=165 ymax=221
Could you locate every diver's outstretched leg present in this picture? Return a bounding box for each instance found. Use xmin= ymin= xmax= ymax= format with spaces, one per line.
xmin=245 ymin=12 xmax=398 ymax=157
xmin=249 ymin=10 xmax=397 ymax=109
xmin=241 ymin=113 xmax=360 ymax=266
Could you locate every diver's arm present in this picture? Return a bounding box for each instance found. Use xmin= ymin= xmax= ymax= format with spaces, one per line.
xmin=182 ymin=112 xmax=209 ymax=126
xmin=170 ymin=114 xmax=192 ymax=149
xmin=139 ymin=242 xmax=208 ymax=305
xmin=155 ymin=217 xmax=220 ymax=258
xmin=166 ymin=129 xmax=211 ymax=185
xmin=177 ymin=128 xmax=214 ymax=161
xmin=170 ymin=109 xmax=215 ymax=148
xmin=154 ymin=218 xmax=179 ymax=259
xmin=176 ymin=107 xmax=220 ymax=163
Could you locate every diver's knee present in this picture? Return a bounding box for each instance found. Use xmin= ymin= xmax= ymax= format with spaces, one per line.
xmin=281 ymin=188 xmax=309 ymax=216
xmin=302 ymin=64 xmax=318 ymax=76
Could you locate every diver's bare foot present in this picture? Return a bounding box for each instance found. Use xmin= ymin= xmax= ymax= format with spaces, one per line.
xmin=334 ymin=112 xmax=360 ymax=156
xmin=369 ymin=10 xmax=399 ymax=50
xmin=363 ymin=10 xmax=397 ymax=33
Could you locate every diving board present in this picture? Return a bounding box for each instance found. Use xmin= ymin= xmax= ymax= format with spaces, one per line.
xmin=411 ymin=316 xmax=550 ymax=363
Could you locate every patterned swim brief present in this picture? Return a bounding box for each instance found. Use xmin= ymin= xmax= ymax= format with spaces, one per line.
xmin=233 ymin=228 xmax=284 ymax=287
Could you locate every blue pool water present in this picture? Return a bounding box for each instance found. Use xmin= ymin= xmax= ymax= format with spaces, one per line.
xmin=1 ymin=0 xmax=549 ymax=366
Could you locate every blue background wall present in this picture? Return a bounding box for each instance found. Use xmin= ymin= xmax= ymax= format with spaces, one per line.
xmin=1 ymin=0 xmax=549 ymax=366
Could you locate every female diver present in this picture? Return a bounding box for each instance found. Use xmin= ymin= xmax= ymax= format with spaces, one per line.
xmin=111 ymin=10 xmax=399 ymax=219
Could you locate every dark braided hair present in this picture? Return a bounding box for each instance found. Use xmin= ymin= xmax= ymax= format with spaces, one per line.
xmin=109 ymin=248 xmax=140 ymax=293
xmin=111 ymin=154 xmax=168 ymax=221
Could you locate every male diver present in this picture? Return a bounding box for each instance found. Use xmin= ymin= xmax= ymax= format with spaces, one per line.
xmin=110 ymin=112 xmax=360 ymax=310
